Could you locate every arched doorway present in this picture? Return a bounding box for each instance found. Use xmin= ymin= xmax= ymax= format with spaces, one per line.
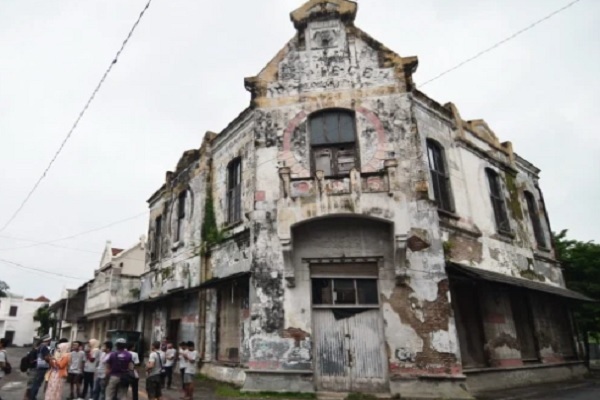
xmin=291 ymin=216 xmax=393 ymax=393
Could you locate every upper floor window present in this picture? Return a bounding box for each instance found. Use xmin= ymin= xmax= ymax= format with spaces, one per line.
xmin=309 ymin=110 xmax=357 ymax=176
xmin=176 ymin=191 xmax=186 ymax=241
xmin=227 ymin=158 xmax=242 ymax=224
xmin=485 ymin=168 xmax=510 ymax=234
xmin=524 ymin=190 xmax=547 ymax=248
xmin=426 ymin=139 xmax=454 ymax=213
xmin=151 ymin=215 xmax=162 ymax=261
xmin=9 ymin=306 xmax=17 ymax=317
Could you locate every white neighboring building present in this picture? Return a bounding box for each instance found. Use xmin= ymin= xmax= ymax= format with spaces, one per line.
xmin=0 ymin=294 xmax=50 ymax=346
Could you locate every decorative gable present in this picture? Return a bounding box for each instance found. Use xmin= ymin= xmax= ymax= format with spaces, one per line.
xmin=290 ymin=0 xmax=357 ymax=29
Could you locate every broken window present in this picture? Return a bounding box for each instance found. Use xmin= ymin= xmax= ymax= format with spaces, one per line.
xmin=312 ymin=278 xmax=379 ymax=306
xmin=217 ymin=279 xmax=249 ymax=363
xmin=227 ymin=158 xmax=242 ymax=224
xmin=426 ymin=139 xmax=454 ymax=212
xmin=175 ymin=191 xmax=186 ymax=242
xmin=151 ymin=215 xmax=162 ymax=261
xmin=309 ymin=110 xmax=357 ymax=176
xmin=485 ymin=168 xmax=511 ymax=234
xmin=524 ymin=191 xmax=547 ymax=249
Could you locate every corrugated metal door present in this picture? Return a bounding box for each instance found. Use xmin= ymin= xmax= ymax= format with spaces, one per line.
xmin=312 ymin=262 xmax=387 ymax=393
xmin=314 ymin=309 xmax=388 ymax=392
xmin=314 ymin=310 xmax=351 ymax=391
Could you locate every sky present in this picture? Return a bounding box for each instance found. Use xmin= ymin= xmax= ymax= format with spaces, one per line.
xmin=0 ymin=0 xmax=598 ymax=301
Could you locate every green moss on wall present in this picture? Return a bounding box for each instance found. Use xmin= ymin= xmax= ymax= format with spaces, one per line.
xmin=505 ymin=173 xmax=523 ymax=221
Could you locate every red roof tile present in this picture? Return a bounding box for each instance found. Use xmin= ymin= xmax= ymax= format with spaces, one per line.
xmin=111 ymin=248 xmax=124 ymax=256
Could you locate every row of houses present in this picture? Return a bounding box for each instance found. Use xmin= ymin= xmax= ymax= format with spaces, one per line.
xmin=50 ymin=1 xmax=593 ymax=398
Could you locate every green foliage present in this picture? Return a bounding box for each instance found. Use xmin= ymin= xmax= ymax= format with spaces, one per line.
xmin=213 ymin=382 xmax=315 ymax=399
xmin=129 ymin=288 xmax=140 ymax=298
xmin=0 ymin=280 xmax=8 ymax=297
xmin=554 ymin=230 xmax=600 ymax=340
xmin=33 ymin=304 xmax=56 ymax=337
xmin=442 ymin=241 xmax=453 ymax=260
xmin=200 ymin=185 xmax=224 ymax=255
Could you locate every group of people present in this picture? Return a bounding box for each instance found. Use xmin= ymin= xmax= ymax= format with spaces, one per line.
xmin=1 ymin=335 xmax=198 ymax=400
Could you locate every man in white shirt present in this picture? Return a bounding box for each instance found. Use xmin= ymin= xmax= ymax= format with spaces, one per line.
xmin=182 ymin=341 xmax=197 ymax=400
xmin=177 ymin=342 xmax=188 ymax=391
xmin=145 ymin=341 xmax=165 ymax=400
xmin=163 ymin=342 xmax=176 ymax=390
xmin=127 ymin=343 xmax=141 ymax=400
xmin=68 ymin=341 xmax=85 ymax=400
xmin=92 ymin=341 xmax=112 ymax=400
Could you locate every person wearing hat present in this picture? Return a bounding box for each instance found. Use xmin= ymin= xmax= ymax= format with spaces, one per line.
xmin=29 ymin=335 xmax=51 ymax=400
xmin=105 ymin=339 xmax=133 ymax=400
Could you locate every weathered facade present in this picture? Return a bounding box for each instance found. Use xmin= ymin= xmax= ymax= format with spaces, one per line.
xmin=85 ymin=239 xmax=145 ymax=343
xmin=136 ymin=1 xmax=591 ymax=397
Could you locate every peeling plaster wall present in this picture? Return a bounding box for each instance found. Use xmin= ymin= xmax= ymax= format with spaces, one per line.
xmin=244 ymin=7 xmax=462 ymax=383
xmin=414 ymin=98 xmax=564 ymax=288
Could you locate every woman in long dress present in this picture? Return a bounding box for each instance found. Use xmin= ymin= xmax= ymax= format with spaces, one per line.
xmin=45 ymin=342 xmax=71 ymax=400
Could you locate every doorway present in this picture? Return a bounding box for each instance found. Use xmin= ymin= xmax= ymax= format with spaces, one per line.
xmin=4 ymin=331 xmax=15 ymax=346
xmin=311 ymin=263 xmax=388 ymax=392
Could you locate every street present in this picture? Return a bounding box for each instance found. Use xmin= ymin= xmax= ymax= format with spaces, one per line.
xmin=2 ymin=346 xmax=600 ymax=400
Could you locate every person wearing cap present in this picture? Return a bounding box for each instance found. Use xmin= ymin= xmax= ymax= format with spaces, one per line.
xmin=105 ymin=339 xmax=133 ymax=400
xmin=30 ymin=335 xmax=52 ymax=400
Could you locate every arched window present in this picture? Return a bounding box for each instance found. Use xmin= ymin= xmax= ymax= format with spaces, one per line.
xmin=309 ymin=110 xmax=357 ymax=176
xmin=524 ymin=190 xmax=547 ymax=248
xmin=426 ymin=139 xmax=453 ymax=212
xmin=485 ymin=168 xmax=510 ymax=233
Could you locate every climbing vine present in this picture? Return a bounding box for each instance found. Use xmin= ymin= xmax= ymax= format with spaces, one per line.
xmin=200 ymin=184 xmax=224 ymax=255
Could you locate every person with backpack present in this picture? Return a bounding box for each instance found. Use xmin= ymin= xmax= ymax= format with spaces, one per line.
xmin=145 ymin=341 xmax=165 ymax=400
xmin=30 ymin=335 xmax=51 ymax=400
xmin=0 ymin=337 xmax=11 ymax=400
xmin=21 ymin=340 xmax=40 ymax=400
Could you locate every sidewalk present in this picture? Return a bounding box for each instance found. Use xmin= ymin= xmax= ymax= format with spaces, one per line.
xmin=475 ymin=372 xmax=600 ymax=400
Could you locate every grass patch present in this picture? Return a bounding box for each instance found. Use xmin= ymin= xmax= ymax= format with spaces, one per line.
xmin=345 ymin=393 xmax=379 ymax=400
xmin=214 ymin=383 xmax=315 ymax=399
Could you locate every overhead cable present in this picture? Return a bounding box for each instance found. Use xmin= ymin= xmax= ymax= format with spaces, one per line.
xmin=419 ymin=0 xmax=582 ymax=87
xmin=0 ymin=0 xmax=154 ymax=232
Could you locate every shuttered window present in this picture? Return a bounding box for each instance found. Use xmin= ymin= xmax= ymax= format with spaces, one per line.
xmin=309 ymin=110 xmax=357 ymax=177
xmin=524 ymin=191 xmax=547 ymax=248
xmin=227 ymin=158 xmax=242 ymax=224
xmin=486 ymin=168 xmax=511 ymax=233
xmin=426 ymin=139 xmax=453 ymax=212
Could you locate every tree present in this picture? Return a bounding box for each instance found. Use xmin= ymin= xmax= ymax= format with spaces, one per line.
xmin=33 ymin=304 xmax=56 ymax=337
xmin=554 ymin=230 xmax=600 ymax=340
xmin=0 ymin=280 xmax=8 ymax=297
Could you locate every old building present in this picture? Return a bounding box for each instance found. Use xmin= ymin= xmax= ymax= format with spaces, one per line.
xmin=0 ymin=294 xmax=49 ymax=346
xmin=49 ymin=284 xmax=87 ymax=343
xmin=84 ymin=239 xmax=145 ymax=343
xmin=137 ymin=1 xmax=591 ymax=397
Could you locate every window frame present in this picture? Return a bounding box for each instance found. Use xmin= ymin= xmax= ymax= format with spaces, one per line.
xmin=151 ymin=215 xmax=162 ymax=261
xmin=524 ymin=190 xmax=547 ymax=249
xmin=175 ymin=190 xmax=186 ymax=242
xmin=309 ymin=109 xmax=359 ymax=177
xmin=311 ymin=277 xmax=379 ymax=308
xmin=426 ymin=139 xmax=454 ymax=213
xmin=226 ymin=158 xmax=242 ymax=225
xmin=485 ymin=168 xmax=511 ymax=234
xmin=9 ymin=305 xmax=18 ymax=317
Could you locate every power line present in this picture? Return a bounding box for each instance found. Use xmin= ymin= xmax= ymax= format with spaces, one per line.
xmin=0 ymin=211 xmax=147 ymax=252
xmin=0 ymin=258 xmax=87 ymax=281
xmin=0 ymin=0 xmax=154 ymax=233
xmin=419 ymin=0 xmax=582 ymax=87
